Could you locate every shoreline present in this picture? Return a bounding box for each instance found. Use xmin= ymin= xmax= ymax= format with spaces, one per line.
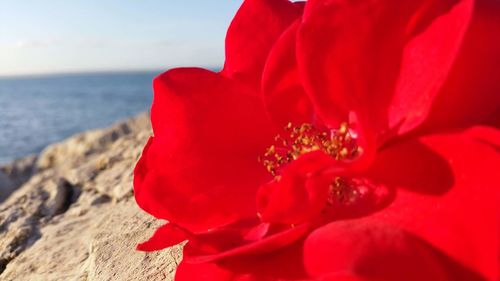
xmin=0 ymin=111 xmax=182 ymax=280
xmin=0 ymin=112 xmax=150 ymax=203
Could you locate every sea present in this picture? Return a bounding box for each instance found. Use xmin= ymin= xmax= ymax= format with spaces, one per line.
xmin=0 ymin=71 xmax=159 ymax=165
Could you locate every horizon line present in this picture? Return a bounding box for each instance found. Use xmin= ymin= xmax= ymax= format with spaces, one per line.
xmin=0 ymin=66 xmax=222 ymax=79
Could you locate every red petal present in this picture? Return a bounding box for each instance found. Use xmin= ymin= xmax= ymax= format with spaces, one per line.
xmin=365 ymin=126 xmax=500 ymax=280
xmin=134 ymin=68 xmax=276 ymax=232
xmin=175 ymin=261 xmax=236 ymax=281
xmin=175 ymin=261 xmax=301 ymax=281
xmin=181 ymin=237 xmax=309 ymax=280
xmin=484 ymin=107 xmax=500 ymax=129
xmin=136 ymin=223 xmax=188 ymax=252
xmin=222 ymin=0 xmax=303 ymax=90
xmin=262 ymin=19 xmax=315 ymax=127
xmin=366 ymin=137 xmax=455 ymax=196
xmin=415 ymin=0 xmax=500 ymax=134
xmin=466 ymin=125 xmax=500 ymax=148
xmin=317 ymin=274 xmax=367 ymax=281
xmin=297 ymin=0 xmax=473 ymax=139
xmin=256 ymin=151 xmax=334 ymax=225
xmin=303 ymin=220 xmax=476 ymax=281
xmin=388 ymin=0 xmax=474 ymax=134
xmin=318 ymin=272 xmax=371 ymax=281
xmin=184 ymin=222 xmax=310 ymax=264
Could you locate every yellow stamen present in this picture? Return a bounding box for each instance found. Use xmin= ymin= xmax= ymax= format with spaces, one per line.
xmin=259 ymin=122 xmax=360 ymax=176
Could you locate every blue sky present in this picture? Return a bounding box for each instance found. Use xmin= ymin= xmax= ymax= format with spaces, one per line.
xmin=0 ymin=0 xmax=243 ymax=76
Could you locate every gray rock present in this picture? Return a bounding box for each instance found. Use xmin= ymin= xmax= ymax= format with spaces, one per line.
xmin=1 ymin=155 xmax=37 ymax=183
xmin=0 ymin=155 xmax=37 ymax=203
xmin=0 ymin=172 xmax=15 ymax=203
xmin=0 ymin=112 xmax=181 ymax=281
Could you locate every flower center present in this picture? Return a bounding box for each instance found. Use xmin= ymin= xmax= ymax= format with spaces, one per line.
xmin=328 ymin=177 xmax=360 ymax=205
xmin=259 ymin=122 xmax=361 ymax=176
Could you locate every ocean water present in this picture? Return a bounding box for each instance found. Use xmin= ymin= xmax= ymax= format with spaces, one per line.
xmin=0 ymin=71 xmax=158 ymax=164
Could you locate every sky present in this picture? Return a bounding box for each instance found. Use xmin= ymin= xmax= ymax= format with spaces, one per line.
xmin=0 ymin=0 xmax=243 ymax=76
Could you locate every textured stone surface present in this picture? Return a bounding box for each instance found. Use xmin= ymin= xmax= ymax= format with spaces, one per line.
xmin=0 ymin=113 xmax=181 ymax=281
xmin=0 ymin=172 xmax=15 ymax=203
xmin=0 ymin=155 xmax=37 ymax=203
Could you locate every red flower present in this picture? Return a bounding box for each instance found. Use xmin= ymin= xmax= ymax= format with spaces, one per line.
xmin=134 ymin=0 xmax=500 ymax=280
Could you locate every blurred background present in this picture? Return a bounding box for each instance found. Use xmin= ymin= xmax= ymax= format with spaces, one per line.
xmin=0 ymin=0 xmax=242 ymax=164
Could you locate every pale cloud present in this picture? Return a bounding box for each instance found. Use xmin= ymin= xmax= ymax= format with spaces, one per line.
xmin=2 ymin=38 xmax=154 ymax=49
xmin=7 ymin=39 xmax=60 ymax=49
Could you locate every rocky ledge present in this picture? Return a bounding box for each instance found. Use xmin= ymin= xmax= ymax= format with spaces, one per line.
xmin=0 ymin=113 xmax=181 ymax=281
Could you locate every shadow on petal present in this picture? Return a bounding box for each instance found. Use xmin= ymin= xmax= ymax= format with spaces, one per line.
xmin=367 ymin=139 xmax=454 ymax=195
xmin=304 ymin=220 xmax=487 ymax=281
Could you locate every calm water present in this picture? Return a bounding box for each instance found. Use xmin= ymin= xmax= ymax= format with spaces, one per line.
xmin=0 ymin=71 xmax=158 ymax=164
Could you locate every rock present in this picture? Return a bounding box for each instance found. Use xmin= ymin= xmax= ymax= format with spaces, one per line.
xmin=0 ymin=112 xmax=181 ymax=281
xmin=1 ymin=155 xmax=37 ymax=186
xmin=43 ymin=178 xmax=79 ymax=217
xmin=0 ymin=201 xmax=182 ymax=281
xmin=36 ymin=113 xmax=150 ymax=171
xmin=0 ymin=172 xmax=15 ymax=203
xmin=0 ymin=155 xmax=37 ymax=203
